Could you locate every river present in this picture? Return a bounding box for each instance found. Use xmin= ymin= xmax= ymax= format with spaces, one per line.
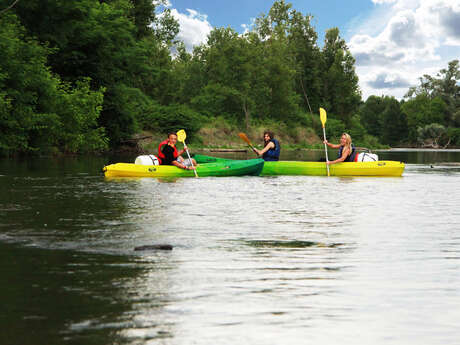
xmin=1 ymin=149 xmax=459 ymax=345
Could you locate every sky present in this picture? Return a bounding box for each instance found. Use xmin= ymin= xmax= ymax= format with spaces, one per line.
xmin=161 ymin=0 xmax=460 ymax=101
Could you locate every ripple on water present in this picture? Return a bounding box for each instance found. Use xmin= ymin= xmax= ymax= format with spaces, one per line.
xmin=1 ymin=157 xmax=460 ymax=345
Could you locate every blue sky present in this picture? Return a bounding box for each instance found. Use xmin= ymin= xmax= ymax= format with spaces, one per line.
xmin=169 ymin=0 xmax=374 ymax=42
xmin=164 ymin=0 xmax=460 ymax=100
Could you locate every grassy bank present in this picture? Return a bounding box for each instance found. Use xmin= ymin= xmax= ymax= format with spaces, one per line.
xmin=132 ymin=116 xmax=389 ymax=154
xmin=134 ymin=119 xmax=325 ymax=154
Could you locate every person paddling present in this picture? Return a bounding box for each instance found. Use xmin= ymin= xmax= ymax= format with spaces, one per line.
xmin=157 ymin=133 xmax=196 ymax=170
xmin=254 ymin=131 xmax=281 ymax=161
xmin=323 ymin=132 xmax=357 ymax=165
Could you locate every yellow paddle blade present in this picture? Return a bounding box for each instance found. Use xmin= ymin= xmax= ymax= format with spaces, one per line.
xmin=238 ymin=132 xmax=252 ymax=146
xmin=319 ymin=108 xmax=327 ymax=128
xmin=176 ymin=129 xmax=186 ymax=143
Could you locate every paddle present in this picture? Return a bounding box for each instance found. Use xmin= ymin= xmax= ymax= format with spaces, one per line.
xmin=238 ymin=133 xmax=258 ymax=155
xmin=176 ymin=129 xmax=198 ymax=177
xmin=319 ymin=107 xmax=330 ymax=177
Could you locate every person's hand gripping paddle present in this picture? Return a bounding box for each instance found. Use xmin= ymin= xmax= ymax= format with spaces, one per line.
xmin=238 ymin=133 xmax=258 ymax=156
xmin=176 ymin=129 xmax=198 ymax=178
xmin=320 ymin=108 xmax=330 ymax=177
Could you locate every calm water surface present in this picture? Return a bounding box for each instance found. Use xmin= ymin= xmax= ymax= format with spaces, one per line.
xmin=1 ymin=150 xmax=459 ymax=345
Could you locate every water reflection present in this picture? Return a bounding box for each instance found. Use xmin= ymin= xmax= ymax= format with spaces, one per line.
xmin=1 ymin=152 xmax=460 ymax=345
xmin=0 ymin=242 xmax=172 ymax=345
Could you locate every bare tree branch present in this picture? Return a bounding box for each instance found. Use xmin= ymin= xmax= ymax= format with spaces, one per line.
xmin=0 ymin=0 xmax=20 ymax=15
xmin=300 ymin=78 xmax=313 ymax=114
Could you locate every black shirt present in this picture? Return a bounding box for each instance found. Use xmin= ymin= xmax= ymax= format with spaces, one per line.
xmin=161 ymin=145 xmax=176 ymax=165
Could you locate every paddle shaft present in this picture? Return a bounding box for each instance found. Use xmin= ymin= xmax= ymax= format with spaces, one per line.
xmin=322 ymin=126 xmax=330 ymax=177
xmin=182 ymin=141 xmax=198 ymax=178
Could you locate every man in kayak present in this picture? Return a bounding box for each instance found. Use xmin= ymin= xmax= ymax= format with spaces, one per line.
xmin=157 ymin=133 xmax=196 ymax=170
xmin=254 ymin=131 xmax=281 ymax=161
xmin=323 ymin=132 xmax=357 ymax=165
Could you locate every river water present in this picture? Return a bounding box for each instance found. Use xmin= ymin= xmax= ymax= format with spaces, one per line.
xmin=1 ymin=150 xmax=459 ymax=345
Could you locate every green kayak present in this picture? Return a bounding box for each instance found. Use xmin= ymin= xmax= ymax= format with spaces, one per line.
xmin=103 ymin=158 xmax=264 ymax=178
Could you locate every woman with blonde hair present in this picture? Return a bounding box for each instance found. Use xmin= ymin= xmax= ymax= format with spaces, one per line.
xmin=323 ymin=133 xmax=357 ymax=165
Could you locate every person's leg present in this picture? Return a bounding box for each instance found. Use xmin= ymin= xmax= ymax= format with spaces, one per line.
xmin=182 ymin=158 xmax=193 ymax=167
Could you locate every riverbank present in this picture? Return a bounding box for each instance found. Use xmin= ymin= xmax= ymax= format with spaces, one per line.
xmin=111 ymin=118 xmax=459 ymax=155
xmin=129 ymin=123 xmax=390 ymax=155
xmin=120 ymin=131 xmax=460 ymax=156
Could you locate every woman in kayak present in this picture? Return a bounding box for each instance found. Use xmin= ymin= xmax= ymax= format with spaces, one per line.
xmin=323 ymin=133 xmax=357 ymax=165
xmin=254 ymin=131 xmax=281 ymax=161
xmin=157 ymin=133 xmax=196 ymax=170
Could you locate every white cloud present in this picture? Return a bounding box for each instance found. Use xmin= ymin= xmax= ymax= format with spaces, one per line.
xmin=367 ymin=72 xmax=411 ymax=89
xmin=349 ymin=0 xmax=460 ymax=100
xmin=372 ymin=0 xmax=397 ymax=4
xmin=158 ymin=0 xmax=172 ymax=7
xmin=241 ymin=18 xmax=256 ymax=35
xmin=420 ymin=0 xmax=460 ymax=45
xmin=170 ymin=8 xmax=213 ymax=52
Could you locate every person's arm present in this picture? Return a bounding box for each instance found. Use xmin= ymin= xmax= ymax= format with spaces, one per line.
xmin=327 ymin=147 xmax=350 ymax=165
xmin=254 ymin=141 xmax=275 ymax=156
xmin=177 ymin=147 xmax=185 ymax=156
xmin=323 ymin=140 xmax=340 ymax=149
xmin=178 ymin=143 xmax=191 ymax=156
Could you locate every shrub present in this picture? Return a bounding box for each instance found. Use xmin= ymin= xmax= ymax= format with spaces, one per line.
xmin=324 ymin=118 xmax=345 ymax=140
xmin=447 ymin=127 xmax=460 ymax=147
xmin=141 ymin=103 xmax=205 ymax=141
xmin=348 ymin=115 xmax=367 ymax=142
xmin=417 ymin=123 xmax=448 ymax=148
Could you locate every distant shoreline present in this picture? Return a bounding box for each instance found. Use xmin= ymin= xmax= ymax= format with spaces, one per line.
xmin=202 ymin=147 xmax=460 ymax=153
xmin=375 ymin=148 xmax=460 ymax=152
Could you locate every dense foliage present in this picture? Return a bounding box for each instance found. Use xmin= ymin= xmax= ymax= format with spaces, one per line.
xmin=1 ymin=0 xmax=459 ymax=155
xmin=359 ymin=60 xmax=460 ymax=148
xmin=0 ymin=12 xmax=107 ymax=154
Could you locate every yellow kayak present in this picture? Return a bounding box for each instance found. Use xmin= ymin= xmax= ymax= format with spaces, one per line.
xmin=193 ymin=155 xmax=405 ymax=177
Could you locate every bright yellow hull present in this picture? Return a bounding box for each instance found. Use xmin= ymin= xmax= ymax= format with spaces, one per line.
xmin=261 ymin=160 xmax=405 ymax=176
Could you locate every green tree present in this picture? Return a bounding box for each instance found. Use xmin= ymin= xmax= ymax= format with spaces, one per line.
xmin=325 ymin=118 xmax=345 ymax=139
xmin=380 ymin=97 xmax=407 ymax=146
xmin=0 ymin=13 xmax=107 ymax=155
xmin=188 ymin=28 xmax=257 ymax=126
xmin=13 ymin=0 xmax=178 ymax=146
xmin=401 ymin=95 xmax=448 ymax=142
xmin=417 ymin=123 xmax=448 ymax=148
xmin=287 ymin=9 xmax=322 ymax=114
xmin=406 ymin=60 xmax=460 ymax=127
xmin=321 ymin=28 xmax=361 ymax=125
xmin=52 ymin=79 xmax=108 ymax=153
xmin=360 ymin=96 xmax=386 ymax=137
xmin=127 ymin=0 xmax=178 ymax=41
xmin=359 ymin=96 xmax=408 ymax=146
xmin=348 ymin=115 xmax=367 ymax=143
xmin=253 ymin=1 xmax=302 ymax=123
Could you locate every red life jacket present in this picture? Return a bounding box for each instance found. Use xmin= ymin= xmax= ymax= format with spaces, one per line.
xmin=157 ymin=139 xmax=178 ymax=164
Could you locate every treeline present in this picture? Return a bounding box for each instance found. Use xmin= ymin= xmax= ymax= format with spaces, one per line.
xmin=1 ymin=0 xmax=181 ymax=155
xmin=1 ymin=0 xmax=459 ymax=156
xmin=361 ymin=60 xmax=460 ymax=148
